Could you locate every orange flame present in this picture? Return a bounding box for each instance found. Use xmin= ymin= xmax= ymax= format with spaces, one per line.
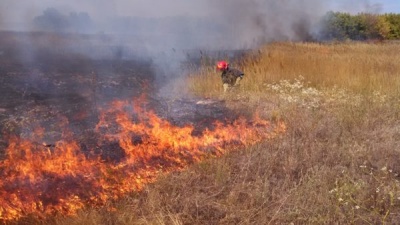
xmin=0 ymin=96 xmax=286 ymax=222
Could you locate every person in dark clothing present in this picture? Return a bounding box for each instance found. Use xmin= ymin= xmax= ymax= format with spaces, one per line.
xmin=216 ymin=60 xmax=244 ymax=92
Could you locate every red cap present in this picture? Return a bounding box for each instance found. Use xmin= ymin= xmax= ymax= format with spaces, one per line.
xmin=216 ymin=61 xmax=229 ymax=70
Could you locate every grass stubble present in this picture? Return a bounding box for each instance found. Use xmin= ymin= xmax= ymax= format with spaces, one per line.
xmin=15 ymin=41 xmax=400 ymax=225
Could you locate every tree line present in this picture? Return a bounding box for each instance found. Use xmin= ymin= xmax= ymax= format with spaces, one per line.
xmin=33 ymin=8 xmax=93 ymax=33
xmin=31 ymin=8 xmax=400 ymax=42
xmin=319 ymin=11 xmax=400 ymax=41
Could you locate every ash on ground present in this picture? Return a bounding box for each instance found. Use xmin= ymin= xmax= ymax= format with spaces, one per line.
xmin=0 ymin=31 xmax=241 ymax=160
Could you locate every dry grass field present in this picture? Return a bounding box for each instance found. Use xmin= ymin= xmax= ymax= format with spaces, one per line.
xmin=8 ymin=41 xmax=400 ymax=225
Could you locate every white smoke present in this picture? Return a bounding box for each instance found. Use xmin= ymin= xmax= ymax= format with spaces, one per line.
xmin=0 ymin=0 xmax=390 ymax=83
xmin=0 ymin=0 xmax=387 ymax=49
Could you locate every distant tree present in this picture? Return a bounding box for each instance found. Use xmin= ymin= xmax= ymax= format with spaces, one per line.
xmin=383 ymin=13 xmax=400 ymax=39
xmin=345 ymin=13 xmax=365 ymax=40
xmin=33 ymin=8 xmax=69 ymax=32
xmin=318 ymin=11 xmax=347 ymax=40
xmin=33 ymin=8 xmax=94 ymax=33
xmin=357 ymin=13 xmax=390 ymax=40
xmin=68 ymin=12 xmax=94 ymax=33
xmin=319 ymin=11 xmax=400 ymax=41
xmin=319 ymin=11 xmax=365 ymax=40
xmin=376 ymin=15 xmax=391 ymax=39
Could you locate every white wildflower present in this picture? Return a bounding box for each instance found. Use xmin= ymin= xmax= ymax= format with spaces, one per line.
xmin=329 ymin=188 xmax=337 ymax=194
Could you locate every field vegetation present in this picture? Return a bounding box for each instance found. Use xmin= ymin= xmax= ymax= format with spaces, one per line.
xmin=319 ymin=12 xmax=400 ymax=40
xmin=13 ymin=41 xmax=400 ymax=225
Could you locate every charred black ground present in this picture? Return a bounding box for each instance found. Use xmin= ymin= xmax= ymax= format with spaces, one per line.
xmin=0 ymin=31 xmax=243 ymax=162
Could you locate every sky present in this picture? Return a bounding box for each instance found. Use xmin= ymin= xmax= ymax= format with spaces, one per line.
xmin=1 ymin=0 xmax=400 ymax=27
xmin=1 ymin=1 xmax=399 ymax=51
xmin=381 ymin=0 xmax=400 ymax=12
xmin=331 ymin=0 xmax=400 ymax=13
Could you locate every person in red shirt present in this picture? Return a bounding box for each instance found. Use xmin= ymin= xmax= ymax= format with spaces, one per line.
xmin=216 ymin=60 xmax=244 ymax=92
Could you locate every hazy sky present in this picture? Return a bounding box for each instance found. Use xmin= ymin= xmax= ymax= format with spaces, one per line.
xmin=1 ymin=0 xmax=399 ymax=25
xmin=1 ymin=0 xmax=399 ymax=48
xmin=378 ymin=0 xmax=400 ymax=12
xmin=331 ymin=0 xmax=400 ymax=13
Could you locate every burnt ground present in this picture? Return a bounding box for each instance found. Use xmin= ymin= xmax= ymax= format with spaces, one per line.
xmin=0 ymin=31 xmax=240 ymax=161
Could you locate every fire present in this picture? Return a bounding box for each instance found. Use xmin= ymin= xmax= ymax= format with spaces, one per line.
xmin=0 ymin=96 xmax=286 ymax=222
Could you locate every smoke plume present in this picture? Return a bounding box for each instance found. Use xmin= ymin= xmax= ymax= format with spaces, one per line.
xmin=1 ymin=1 xmax=383 ymax=48
xmin=0 ymin=0 xmax=385 ymax=92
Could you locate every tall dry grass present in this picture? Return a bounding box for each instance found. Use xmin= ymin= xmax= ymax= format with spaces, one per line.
xmin=188 ymin=41 xmax=400 ymax=97
xmin=15 ymin=41 xmax=400 ymax=225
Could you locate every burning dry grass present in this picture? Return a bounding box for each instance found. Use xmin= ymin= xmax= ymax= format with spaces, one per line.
xmin=179 ymin=41 xmax=400 ymax=224
xmin=0 ymin=94 xmax=285 ymax=223
xmin=4 ymin=41 xmax=400 ymax=224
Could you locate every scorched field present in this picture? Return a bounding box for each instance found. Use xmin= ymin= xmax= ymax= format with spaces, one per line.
xmin=1 ymin=32 xmax=400 ymax=224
